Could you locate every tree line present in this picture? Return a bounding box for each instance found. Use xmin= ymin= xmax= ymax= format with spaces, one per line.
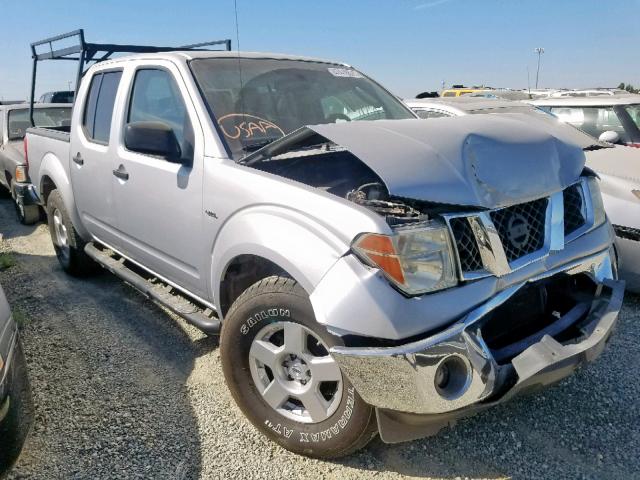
xmin=618 ymin=83 xmax=640 ymax=94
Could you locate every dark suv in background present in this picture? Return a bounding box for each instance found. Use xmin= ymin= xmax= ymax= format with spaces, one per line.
xmin=37 ymin=90 xmax=74 ymax=104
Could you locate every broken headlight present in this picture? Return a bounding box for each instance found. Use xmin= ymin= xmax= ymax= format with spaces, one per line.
xmin=352 ymin=220 xmax=458 ymax=295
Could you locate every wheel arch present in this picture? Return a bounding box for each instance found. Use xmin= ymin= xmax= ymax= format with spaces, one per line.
xmin=38 ymin=155 xmax=90 ymax=239
xmin=211 ymin=207 xmax=351 ymax=319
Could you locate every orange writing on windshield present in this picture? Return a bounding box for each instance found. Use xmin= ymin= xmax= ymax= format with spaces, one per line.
xmin=218 ymin=113 xmax=285 ymax=140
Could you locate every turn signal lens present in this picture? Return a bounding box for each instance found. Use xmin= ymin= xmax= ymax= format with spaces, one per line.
xmin=352 ymin=221 xmax=458 ymax=295
xmin=15 ymin=165 xmax=28 ymax=183
xmin=353 ymin=233 xmax=405 ymax=284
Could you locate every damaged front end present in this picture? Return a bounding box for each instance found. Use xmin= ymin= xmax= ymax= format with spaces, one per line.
xmin=243 ymin=117 xmax=623 ymax=443
xmin=332 ymin=254 xmax=623 ymax=443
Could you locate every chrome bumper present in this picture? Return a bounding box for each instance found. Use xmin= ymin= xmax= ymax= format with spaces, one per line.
xmin=330 ymin=248 xmax=623 ymax=416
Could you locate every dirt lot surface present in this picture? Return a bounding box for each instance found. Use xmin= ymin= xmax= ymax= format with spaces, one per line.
xmin=0 ymin=196 xmax=638 ymax=480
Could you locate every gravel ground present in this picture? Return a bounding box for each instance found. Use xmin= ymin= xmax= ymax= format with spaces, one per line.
xmin=0 ymin=196 xmax=638 ymax=480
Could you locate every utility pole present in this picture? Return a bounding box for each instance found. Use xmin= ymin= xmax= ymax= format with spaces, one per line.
xmin=534 ymin=47 xmax=544 ymax=89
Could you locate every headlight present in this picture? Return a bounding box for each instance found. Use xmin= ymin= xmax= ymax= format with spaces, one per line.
xmin=587 ymin=177 xmax=606 ymax=227
xmin=352 ymin=221 xmax=458 ymax=295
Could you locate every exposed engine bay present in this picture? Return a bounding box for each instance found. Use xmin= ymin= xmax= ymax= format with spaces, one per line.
xmin=251 ymin=146 xmax=432 ymax=226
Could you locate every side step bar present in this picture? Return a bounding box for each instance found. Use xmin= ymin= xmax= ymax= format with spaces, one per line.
xmin=85 ymin=243 xmax=220 ymax=335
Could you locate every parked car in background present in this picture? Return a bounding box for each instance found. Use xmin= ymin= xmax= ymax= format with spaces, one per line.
xmin=530 ymin=94 xmax=640 ymax=147
xmin=405 ymin=96 xmax=640 ymax=291
xmin=0 ymin=284 xmax=33 ymax=476
xmin=24 ymin=30 xmax=624 ymax=458
xmin=549 ymin=88 xmax=627 ymax=98
xmin=37 ymin=91 xmax=74 ymax=104
xmin=467 ymin=90 xmax=532 ymax=101
xmin=0 ymin=103 xmax=72 ymax=224
xmin=440 ymin=86 xmax=488 ymax=97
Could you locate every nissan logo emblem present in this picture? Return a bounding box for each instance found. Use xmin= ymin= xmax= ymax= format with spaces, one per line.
xmin=506 ymin=213 xmax=531 ymax=249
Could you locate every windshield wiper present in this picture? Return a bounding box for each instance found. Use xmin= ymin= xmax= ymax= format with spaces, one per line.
xmin=240 ymin=138 xmax=280 ymax=153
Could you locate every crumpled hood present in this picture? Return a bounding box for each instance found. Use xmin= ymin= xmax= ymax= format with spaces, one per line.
xmin=308 ymin=117 xmax=585 ymax=208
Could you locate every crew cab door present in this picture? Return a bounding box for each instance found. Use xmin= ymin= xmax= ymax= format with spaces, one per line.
xmin=111 ymin=62 xmax=206 ymax=297
xmin=69 ymin=69 xmax=123 ymax=246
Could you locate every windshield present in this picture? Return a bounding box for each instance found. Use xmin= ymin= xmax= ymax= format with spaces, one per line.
xmin=8 ymin=107 xmax=72 ymax=140
xmin=189 ymin=58 xmax=414 ymax=159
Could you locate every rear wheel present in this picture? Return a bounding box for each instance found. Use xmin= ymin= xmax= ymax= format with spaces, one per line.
xmin=221 ymin=276 xmax=377 ymax=458
xmin=46 ymin=189 xmax=95 ymax=276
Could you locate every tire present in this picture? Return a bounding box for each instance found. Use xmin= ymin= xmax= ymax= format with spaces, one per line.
xmin=46 ymin=189 xmax=95 ymax=276
xmin=14 ymin=201 xmax=40 ymax=225
xmin=220 ymin=276 xmax=377 ymax=458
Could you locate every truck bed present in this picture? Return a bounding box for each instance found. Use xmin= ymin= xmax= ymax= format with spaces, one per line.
xmin=26 ymin=125 xmax=71 ymax=142
xmin=25 ymin=126 xmax=71 ymax=205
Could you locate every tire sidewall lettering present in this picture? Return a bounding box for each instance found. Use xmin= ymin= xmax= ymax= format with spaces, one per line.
xmin=240 ymin=307 xmax=290 ymax=335
xmin=264 ymin=387 xmax=357 ymax=444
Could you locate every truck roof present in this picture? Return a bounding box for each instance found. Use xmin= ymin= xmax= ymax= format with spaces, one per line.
xmin=92 ymin=50 xmax=349 ymax=68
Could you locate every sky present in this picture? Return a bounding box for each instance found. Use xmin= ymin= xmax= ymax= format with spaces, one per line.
xmin=1 ymin=0 xmax=639 ymax=100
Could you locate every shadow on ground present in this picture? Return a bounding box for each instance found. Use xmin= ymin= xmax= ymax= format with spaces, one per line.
xmin=1 ymin=244 xmax=214 ymax=479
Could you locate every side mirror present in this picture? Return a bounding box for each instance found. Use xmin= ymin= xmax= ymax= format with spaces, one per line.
xmin=599 ymin=130 xmax=620 ymax=144
xmin=124 ymin=121 xmax=182 ymax=162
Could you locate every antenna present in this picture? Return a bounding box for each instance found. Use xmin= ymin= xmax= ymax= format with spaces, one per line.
xmin=234 ymin=0 xmax=246 ymax=124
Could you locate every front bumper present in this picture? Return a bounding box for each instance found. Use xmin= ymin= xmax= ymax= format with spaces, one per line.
xmin=12 ymin=181 xmax=40 ymax=207
xmin=329 ymin=248 xmax=624 ymax=442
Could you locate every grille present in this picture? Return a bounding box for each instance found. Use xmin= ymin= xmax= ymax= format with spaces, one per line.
xmin=490 ymin=198 xmax=548 ymax=263
xmin=563 ymin=184 xmax=586 ymax=235
xmin=449 ymin=217 xmax=483 ymax=272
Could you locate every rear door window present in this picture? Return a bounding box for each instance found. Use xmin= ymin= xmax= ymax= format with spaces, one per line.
xmin=82 ymin=71 xmax=123 ymax=144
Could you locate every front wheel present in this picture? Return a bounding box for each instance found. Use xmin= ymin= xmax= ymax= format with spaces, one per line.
xmin=220 ymin=276 xmax=377 ymax=458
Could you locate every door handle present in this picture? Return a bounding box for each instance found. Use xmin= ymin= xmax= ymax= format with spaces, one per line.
xmin=72 ymin=152 xmax=84 ymax=165
xmin=112 ymin=165 xmax=129 ymax=181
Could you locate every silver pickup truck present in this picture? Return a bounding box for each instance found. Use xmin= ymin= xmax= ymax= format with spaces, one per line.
xmin=25 ymin=36 xmax=623 ymax=458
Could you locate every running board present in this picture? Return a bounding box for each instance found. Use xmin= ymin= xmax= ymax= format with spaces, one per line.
xmin=84 ymin=243 xmax=220 ymax=335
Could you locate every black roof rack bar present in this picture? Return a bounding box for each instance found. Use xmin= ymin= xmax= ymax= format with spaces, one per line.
xmin=180 ymin=39 xmax=232 ymax=50
xmin=29 ymin=29 xmax=231 ymax=125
